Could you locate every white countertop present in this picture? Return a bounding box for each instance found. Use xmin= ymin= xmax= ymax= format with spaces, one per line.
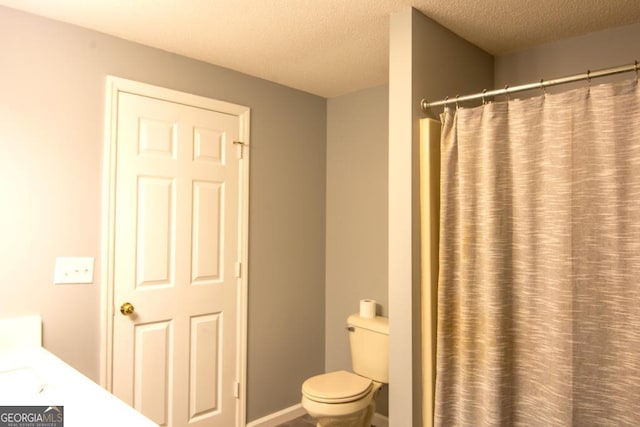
xmin=0 ymin=346 xmax=157 ymax=427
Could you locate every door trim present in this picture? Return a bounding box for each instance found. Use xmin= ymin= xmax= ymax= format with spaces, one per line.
xmin=100 ymin=76 xmax=250 ymax=426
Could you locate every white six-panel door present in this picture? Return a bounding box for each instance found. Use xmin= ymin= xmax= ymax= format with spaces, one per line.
xmin=103 ymin=79 xmax=249 ymax=427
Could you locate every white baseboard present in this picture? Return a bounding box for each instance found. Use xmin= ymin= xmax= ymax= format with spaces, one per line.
xmin=246 ymin=403 xmax=306 ymax=427
xmin=371 ymin=413 xmax=389 ymax=427
xmin=246 ymin=403 xmax=389 ymax=427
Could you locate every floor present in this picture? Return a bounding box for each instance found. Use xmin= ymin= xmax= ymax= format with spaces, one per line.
xmin=276 ymin=414 xmax=378 ymax=427
xmin=276 ymin=414 xmax=316 ymax=427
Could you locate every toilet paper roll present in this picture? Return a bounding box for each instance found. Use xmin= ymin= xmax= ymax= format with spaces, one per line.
xmin=359 ymin=299 xmax=376 ymax=318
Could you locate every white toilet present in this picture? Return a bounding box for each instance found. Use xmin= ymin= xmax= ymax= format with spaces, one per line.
xmin=301 ymin=314 xmax=389 ymax=427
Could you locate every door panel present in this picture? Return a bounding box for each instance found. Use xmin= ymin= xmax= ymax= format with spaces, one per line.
xmin=134 ymin=320 xmax=172 ymax=425
xmin=189 ymin=313 xmax=221 ymax=420
xmin=191 ymin=180 xmax=223 ymax=284
xmin=136 ymin=176 xmax=174 ymax=287
xmin=111 ymin=90 xmax=242 ymax=427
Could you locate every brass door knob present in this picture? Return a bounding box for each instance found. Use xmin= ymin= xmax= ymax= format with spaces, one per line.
xmin=120 ymin=302 xmax=135 ymax=316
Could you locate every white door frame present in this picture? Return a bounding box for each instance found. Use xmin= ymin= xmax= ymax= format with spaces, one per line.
xmin=100 ymin=76 xmax=250 ymax=426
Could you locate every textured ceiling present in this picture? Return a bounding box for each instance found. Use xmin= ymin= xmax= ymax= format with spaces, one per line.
xmin=1 ymin=0 xmax=640 ymax=97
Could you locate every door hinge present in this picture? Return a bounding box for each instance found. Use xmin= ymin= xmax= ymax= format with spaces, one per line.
xmin=235 ymin=262 xmax=242 ymax=278
xmin=233 ymin=140 xmax=248 ymax=159
xmin=233 ymin=381 xmax=240 ymax=398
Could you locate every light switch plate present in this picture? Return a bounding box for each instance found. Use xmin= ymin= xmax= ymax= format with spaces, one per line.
xmin=54 ymin=257 xmax=95 ymax=284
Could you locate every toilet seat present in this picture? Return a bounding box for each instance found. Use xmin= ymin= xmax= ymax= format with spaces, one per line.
xmin=302 ymin=370 xmax=372 ymax=404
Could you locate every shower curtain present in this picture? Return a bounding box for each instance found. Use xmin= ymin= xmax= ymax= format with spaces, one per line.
xmin=433 ymin=78 xmax=640 ymax=426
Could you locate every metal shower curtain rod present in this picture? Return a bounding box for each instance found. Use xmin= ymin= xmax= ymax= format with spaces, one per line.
xmin=421 ymin=60 xmax=639 ymax=111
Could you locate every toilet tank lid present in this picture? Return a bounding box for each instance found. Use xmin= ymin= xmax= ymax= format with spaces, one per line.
xmin=347 ymin=314 xmax=389 ymax=335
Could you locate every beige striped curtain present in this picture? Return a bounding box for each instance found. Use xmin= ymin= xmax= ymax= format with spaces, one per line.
xmin=434 ymin=78 xmax=640 ymax=426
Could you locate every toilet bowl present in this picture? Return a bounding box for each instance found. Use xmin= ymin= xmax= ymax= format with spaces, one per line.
xmin=301 ymin=370 xmax=381 ymax=427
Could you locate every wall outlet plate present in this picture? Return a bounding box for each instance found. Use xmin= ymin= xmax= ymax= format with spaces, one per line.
xmin=54 ymin=257 xmax=94 ymax=284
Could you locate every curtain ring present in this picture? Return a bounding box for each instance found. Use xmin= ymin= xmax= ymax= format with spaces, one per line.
xmin=482 ymin=89 xmax=487 ymax=105
xmin=635 ymin=60 xmax=639 ymax=81
xmin=504 ymin=85 xmax=510 ymax=101
xmin=455 ymin=94 xmax=460 ymax=110
xmin=539 ymin=78 xmax=547 ymax=95
xmin=587 ymin=70 xmax=591 ymax=85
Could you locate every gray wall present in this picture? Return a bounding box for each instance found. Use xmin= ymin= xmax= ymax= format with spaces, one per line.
xmin=0 ymin=6 xmax=325 ymax=422
xmin=496 ymin=22 xmax=640 ymax=93
xmin=325 ymin=84 xmax=389 ymax=415
xmin=388 ymin=8 xmax=494 ymax=426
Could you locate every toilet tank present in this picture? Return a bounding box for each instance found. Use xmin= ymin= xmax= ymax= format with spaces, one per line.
xmin=347 ymin=314 xmax=389 ymax=383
